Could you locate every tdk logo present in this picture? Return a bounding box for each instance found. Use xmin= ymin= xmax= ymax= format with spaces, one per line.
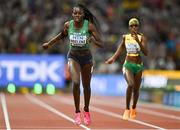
xmin=0 ymin=55 xmax=65 ymax=87
xmin=0 ymin=61 xmax=60 ymax=81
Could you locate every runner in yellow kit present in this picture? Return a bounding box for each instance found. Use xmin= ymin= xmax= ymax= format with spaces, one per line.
xmin=106 ymin=18 xmax=148 ymax=120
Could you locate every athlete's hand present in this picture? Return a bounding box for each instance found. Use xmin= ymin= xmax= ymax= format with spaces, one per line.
xmin=87 ymin=36 xmax=95 ymax=43
xmin=42 ymin=43 xmax=49 ymax=49
xmin=105 ymin=57 xmax=115 ymax=64
xmin=132 ymin=34 xmax=141 ymax=44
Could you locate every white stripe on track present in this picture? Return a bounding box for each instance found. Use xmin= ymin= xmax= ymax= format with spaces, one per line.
xmin=90 ymin=106 xmax=166 ymax=130
xmin=91 ymin=98 xmax=180 ymax=120
xmin=139 ymin=101 xmax=180 ymax=112
xmin=25 ymin=94 xmax=90 ymax=130
xmin=0 ymin=93 xmax=11 ymax=130
xmin=53 ymin=96 xmax=166 ymax=130
xmin=98 ymin=96 xmax=180 ymax=112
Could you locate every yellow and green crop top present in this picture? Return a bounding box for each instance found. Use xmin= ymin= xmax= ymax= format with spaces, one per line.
xmin=124 ymin=33 xmax=143 ymax=56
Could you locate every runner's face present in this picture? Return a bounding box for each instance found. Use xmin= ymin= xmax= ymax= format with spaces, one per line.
xmin=72 ymin=7 xmax=84 ymax=23
xmin=129 ymin=24 xmax=139 ymax=34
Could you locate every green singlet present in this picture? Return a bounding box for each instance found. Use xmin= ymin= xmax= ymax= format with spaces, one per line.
xmin=68 ymin=20 xmax=90 ymax=50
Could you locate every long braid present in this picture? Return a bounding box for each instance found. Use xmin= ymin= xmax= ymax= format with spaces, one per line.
xmin=75 ymin=3 xmax=101 ymax=35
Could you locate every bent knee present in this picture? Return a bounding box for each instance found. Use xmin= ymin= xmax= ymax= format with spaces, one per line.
xmin=133 ymin=87 xmax=140 ymax=93
xmin=127 ymin=81 xmax=135 ymax=87
xmin=72 ymin=81 xmax=80 ymax=87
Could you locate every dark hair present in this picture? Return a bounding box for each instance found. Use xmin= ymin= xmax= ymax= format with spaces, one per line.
xmin=74 ymin=3 xmax=101 ymax=35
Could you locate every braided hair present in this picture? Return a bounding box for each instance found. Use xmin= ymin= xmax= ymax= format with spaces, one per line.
xmin=74 ymin=3 xmax=101 ymax=35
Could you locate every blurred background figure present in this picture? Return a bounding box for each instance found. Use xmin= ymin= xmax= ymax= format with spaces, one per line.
xmin=0 ymin=0 xmax=180 ymax=71
xmin=0 ymin=0 xmax=180 ymax=109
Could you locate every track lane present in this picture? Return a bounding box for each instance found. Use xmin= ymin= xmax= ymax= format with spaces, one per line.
xmin=2 ymin=93 xmax=180 ymax=129
xmin=36 ymin=94 xmax=134 ymax=129
xmin=0 ymin=93 xmax=6 ymax=129
xmin=138 ymin=103 xmax=180 ymax=117
xmin=52 ymin=94 xmax=164 ymax=129
xmin=94 ymin=96 xmax=180 ymax=117
xmin=26 ymin=94 xmax=90 ymax=130
xmin=5 ymin=93 xmax=83 ymax=129
xmin=90 ymin=96 xmax=180 ymax=129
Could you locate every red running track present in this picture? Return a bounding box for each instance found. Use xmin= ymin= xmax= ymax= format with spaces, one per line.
xmin=0 ymin=93 xmax=180 ymax=130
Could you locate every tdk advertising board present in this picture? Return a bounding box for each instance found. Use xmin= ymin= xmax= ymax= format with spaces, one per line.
xmin=0 ymin=54 xmax=65 ymax=88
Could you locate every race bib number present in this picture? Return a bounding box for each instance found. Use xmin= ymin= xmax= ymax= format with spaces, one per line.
xmin=70 ymin=33 xmax=87 ymax=47
xmin=126 ymin=43 xmax=140 ymax=54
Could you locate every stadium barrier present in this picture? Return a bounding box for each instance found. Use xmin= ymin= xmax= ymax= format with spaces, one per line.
xmin=0 ymin=54 xmax=65 ymax=88
xmin=1 ymin=54 xmax=180 ymax=107
xmin=140 ymin=70 xmax=180 ymax=107
xmin=0 ymin=54 xmax=127 ymax=96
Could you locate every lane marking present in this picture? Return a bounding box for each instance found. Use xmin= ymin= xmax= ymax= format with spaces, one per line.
xmin=96 ymin=96 xmax=180 ymax=112
xmin=90 ymin=106 xmax=166 ymax=130
xmin=0 ymin=93 xmax=11 ymax=130
xmin=25 ymin=94 xmax=90 ymax=130
xmin=52 ymin=96 xmax=166 ymax=130
xmin=139 ymin=102 xmax=180 ymax=112
xmin=91 ymin=98 xmax=180 ymax=121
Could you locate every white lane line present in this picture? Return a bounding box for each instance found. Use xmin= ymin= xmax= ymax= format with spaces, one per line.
xmin=96 ymin=96 xmax=180 ymax=112
xmin=52 ymin=96 xmax=166 ymax=130
xmin=25 ymin=94 xmax=90 ymax=130
xmin=90 ymin=106 xmax=166 ymax=130
xmin=91 ymin=98 xmax=180 ymax=121
xmin=0 ymin=93 xmax=11 ymax=130
xmin=139 ymin=101 xmax=180 ymax=112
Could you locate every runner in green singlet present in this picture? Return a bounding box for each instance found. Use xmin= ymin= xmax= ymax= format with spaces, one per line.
xmin=42 ymin=3 xmax=103 ymax=125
